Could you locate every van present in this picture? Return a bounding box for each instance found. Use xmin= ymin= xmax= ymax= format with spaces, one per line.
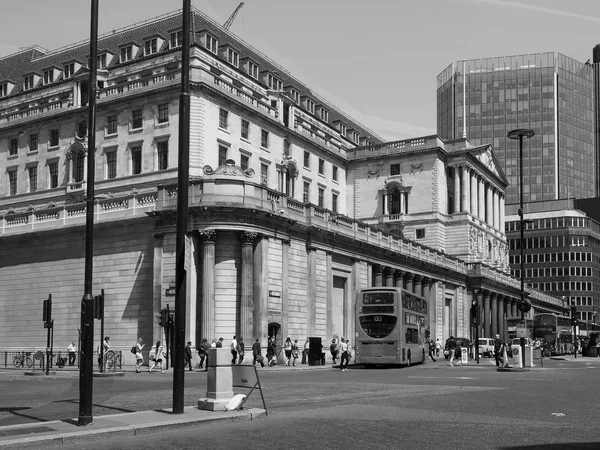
xmin=477 ymin=338 xmax=495 ymax=357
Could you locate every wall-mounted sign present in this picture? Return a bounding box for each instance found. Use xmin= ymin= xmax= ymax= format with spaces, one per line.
xmin=269 ymin=290 xmax=281 ymax=298
xmin=165 ymin=287 xmax=176 ymax=296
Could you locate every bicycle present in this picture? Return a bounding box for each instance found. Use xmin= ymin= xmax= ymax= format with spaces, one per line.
xmin=13 ymin=352 xmax=33 ymax=369
xmin=53 ymin=351 xmax=67 ymax=368
xmin=105 ymin=350 xmax=124 ymax=370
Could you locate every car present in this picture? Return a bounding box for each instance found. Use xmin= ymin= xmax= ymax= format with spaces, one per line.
xmin=444 ymin=337 xmax=472 ymax=359
xmin=477 ymin=338 xmax=495 ymax=357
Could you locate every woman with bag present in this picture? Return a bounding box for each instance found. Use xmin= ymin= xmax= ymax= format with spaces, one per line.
xmin=284 ymin=337 xmax=293 ymax=366
xmin=237 ymin=337 xmax=245 ymax=364
xmin=148 ymin=341 xmax=165 ymax=373
xmin=134 ymin=338 xmax=145 ymax=373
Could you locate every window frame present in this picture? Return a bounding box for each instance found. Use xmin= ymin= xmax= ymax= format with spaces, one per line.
xmin=107 ymin=114 xmax=118 ymax=135
xmin=105 ymin=149 xmax=117 ymax=179
xmin=219 ymin=108 xmax=229 ymax=130
xmin=157 ymin=140 xmax=169 ymax=171
xmin=260 ymin=163 xmax=268 ymax=185
xmin=332 ymin=166 xmax=338 ymax=182
xmin=28 ymin=165 xmax=38 ymax=193
xmin=29 ymin=133 xmax=39 ymax=152
xmin=227 ymin=48 xmax=239 ymax=67
xmin=218 ymin=144 xmax=228 ymax=166
xmin=43 ymin=69 xmax=54 ymax=85
xmin=144 ymin=38 xmax=158 ymax=56
xmin=23 ymin=75 xmax=34 ymax=91
xmin=9 ymin=137 xmax=18 ymax=156
xmin=120 ymin=45 xmax=133 ymax=63
xmin=8 ymin=169 xmax=17 ymax=196
xmin=261 ymin=129 xmax=269 ymax=149
xmin=248 ymin=61 xmax=259 ymax=79
xmin=240 ymin=154 xmax=249 ymax=171
xmin=318 ymin=158 xmax=325 ymax=176
xmin=130 ymin=144 xmax=142 ymax=175
xmin=49 ymin=128 xmax=60 ymax=148
xmin=131 ymin=108 xmax=143 ymax=131
xmin=48 ymin=161 xmax=59 ymax=189
xmin=241 ymin=119 xmax=250 ymax=140
xmin=206 ymin=34 xmax=218 ymax=54
xmin=303 ymin=151 xmax=310 ymax=169
xmin=170 ymin=30 xmax=183 ymax=49
xmin=318 ymin=186 xmax=325 ymax=208
xmin=157 ymin=103 xmax=169 ymax=124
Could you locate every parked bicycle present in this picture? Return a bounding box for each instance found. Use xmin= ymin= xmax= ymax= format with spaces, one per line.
xmin=13 ymin=352 xmax=33 ymax=369
xmin=52 ymin=351 xmax=67 ymax=368
xmin=105 ymin=350 xmax=124 ymax=370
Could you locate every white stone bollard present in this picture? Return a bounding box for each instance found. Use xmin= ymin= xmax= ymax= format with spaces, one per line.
xmin=198 ymin=348 xmax=234 ymax=411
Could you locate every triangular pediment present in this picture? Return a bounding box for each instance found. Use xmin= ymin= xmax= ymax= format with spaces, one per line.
xmin=472 ymin=145 xmax=504 ymax=180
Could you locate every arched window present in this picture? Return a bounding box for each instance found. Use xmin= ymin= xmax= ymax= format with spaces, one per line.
xmin=75 ymin=151 xmax=85 ymax=182
xmin=389 ymin=187 xmax=402 ymax=214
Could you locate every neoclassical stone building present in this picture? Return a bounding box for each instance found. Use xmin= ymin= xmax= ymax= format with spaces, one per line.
xmin=0 ymin=8 xmax=562 ymax=357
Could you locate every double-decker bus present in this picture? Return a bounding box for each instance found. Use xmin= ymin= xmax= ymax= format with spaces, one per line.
xmin=506 ymin=317 xmax=533 ymax=341
xmin=354 ymin=287 xmax=427 ymax=367
xmin=533 ymin=313 xmax=573 ymax=355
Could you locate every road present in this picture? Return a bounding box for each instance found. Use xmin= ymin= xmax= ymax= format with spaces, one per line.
xmin=2 ymin=357 xmax=600 ymax=449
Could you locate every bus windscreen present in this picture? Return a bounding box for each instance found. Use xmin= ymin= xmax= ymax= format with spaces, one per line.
xmin=359 ymin=315 xmax=397 ymax=338
xmin=362 ymin=293 xmax=394 ymax=305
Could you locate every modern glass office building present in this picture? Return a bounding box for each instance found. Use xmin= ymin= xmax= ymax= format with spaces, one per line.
xmin=437 ymin=53 xmax=596 ymax=205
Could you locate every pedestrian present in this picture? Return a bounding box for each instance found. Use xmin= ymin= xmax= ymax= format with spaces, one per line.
xmin=302 ymin=338 xmax=310 ymax=364
xmin=185 ymin=341 xmax=193 ymax=371
xmin=252 ymin=338 xmax=265 ymax=367
xmin=330 ymin=338 xmax=339 ymax=364
xmin=99 ymin=336 xmax=110 ymax=371
xmin=339 ymin=337 xmax=350 ymax=371
xmin=446 ymin=336 xmax=457 ymax=366
xmin=210 ymin=338 xmax=217 ymax=348
xmin=197 ymin=338 xmax=207 ymax=369
xmin=574 ymin=338 xmax=580 ymax=358
xmin=435 ymin=339 xmax=442 ymax=358
xmin=428 ymin=338 xmax=437 ymax=362
xmin=203 ymin=338 xmax=211 ymax=371
xmin=216 ymin=337 xmax=223 ymax=348
xmin=134 ymin=338 xmax=145 ymax=373
xmin=284 ymin=337 xmax=292 ymax=366
xmin=266 ymin=337 xmax=275 ymax=367
xmin=149 ymin=341 xmax=165 ymax=373
xmin=67 ymin=341 xmax=76 ymax=366
xmin=493 ymin=334 xmax=503 ymax=367
xmin=291 ymin=339 xmax=299 ymax=366
xmin=237 ymin=337 xmax=245 ymax=364
xmin=231 ymin=335 xmax=238 ymax=364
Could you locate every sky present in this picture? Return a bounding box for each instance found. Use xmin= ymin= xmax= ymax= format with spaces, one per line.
xmin=3 ymin=0 xmax=600 ymax=141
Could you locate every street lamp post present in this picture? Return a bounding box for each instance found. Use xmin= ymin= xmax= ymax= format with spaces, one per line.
xmin=472 ymin=298 xmax=479 ymax=364
xmin=508 ymin=128 xmax=534 ymax=364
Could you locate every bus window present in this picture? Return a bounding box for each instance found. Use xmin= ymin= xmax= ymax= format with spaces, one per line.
xmin=359 ymin=315 xmax=397 ymax=338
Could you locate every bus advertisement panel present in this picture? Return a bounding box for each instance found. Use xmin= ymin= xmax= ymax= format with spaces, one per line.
xmin=533 ymin=313 xmax=573 ymax=355
xmin=355 ymin=287 xmax=427 ymax=367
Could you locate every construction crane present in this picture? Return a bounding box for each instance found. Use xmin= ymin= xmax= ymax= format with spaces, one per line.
xmin=223 ymin=2 xmax=244 ymax=31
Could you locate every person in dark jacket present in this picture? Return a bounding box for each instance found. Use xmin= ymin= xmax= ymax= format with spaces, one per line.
xmin=494 ymin=334 xmax=503 ymax=367
xmin=252 ymin=338 xmax=265 ymax=367
xmin=446 ymin=336 xmax=457 ymax=366
xmin=184 ymin=341 xmax=193 ymax=371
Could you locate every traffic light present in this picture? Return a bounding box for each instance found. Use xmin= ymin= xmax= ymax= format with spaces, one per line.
xmin=571 ymin=306 xmax=578 ymax=326
xmin=43 ymin=296 xmax=52 ymax=324
xmin=471 ymin=301 xmax=479 ymax=324
xmin=167 ymin=313 xmax=174 ymax=328
xmin=517 ymin=298 xmax=532 ymax=313
xmin=158 ymin=309 xmax=167 ymax=327
xmin=93 ymin=293 xmax=104 ymax=320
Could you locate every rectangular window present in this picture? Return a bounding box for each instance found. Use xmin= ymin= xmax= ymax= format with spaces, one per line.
xmin=131 ymin=145 xmax=142 ymax=175
xmin=248 ymin=61 xmax=259 ymax=79
xmin=332 ymin=166 xmax=338 ymax=182
xmin=43 ymin=70 xmax=54 ymax=85
xmin=241 ymin=119 xmax=249 ymax=139
xmin=306 ymin=98 xmax=314 ymax=114
xmin=28 ymin=166 xmax=37 ymax=192
xmin=49 ymin=129 xmax=59 ymax=147
xmin=107 ymin=114 xmax=118 ymax=134
xmin=0 ymin=83 xmax=7 ymax=97
xmin=157 ymin=103 xmax=169 ymax=124
xmin=8 ymin=170 xmax=17 ymax=195
xmin=260 ymin=164 xmax=268 ymax=185
xmin=97 ymin=54 xmax=107 ymax=69
xmin=23 ymin=75 xmax=34 ymax=91
xmin=219 ymin=108 xmax=229 ymax=129
xmin=144 ymin=38 xmax=157 ymax=56
xmin=318 ymin=158 xmax=325 ymax=175
xmin=206 ymin=34 xmax=218 ymax=53
xmin=63 ymin=63 xmax=75 ymax=80
xmin=218 ymin=145 xmax=228 ymax=166
xmin=227 ymin=48 xmax=239 ymax=67
xmin=290 ymin=88 xmax=299 ymax=104
xmin=132 ymin=109 xmax=143 ymax=129
xmin=303 ymin=182 xmax=310 ymax=203
xmin=390 ymin=164 xmax=400 ymax=175
xmin=318 ymin=187 xmax=325 ymax=208
xmin=261 ymin=129 xmax=269 ymax=148
xmin=318 ymin=108 xmax=328 ymax=122
xmin=338 ymin=122 xmax=346 ymax=136
xmin=304 ymin=151 xmax=310 ymax=168
xmin=332 ymin=193 xmax=338 ymax=213
xmin=240 ymin=154 xmax=249 ymax=170
xmin=49 ymin=162 xmax=58 ymax=189
xmin=9 ymin=138 xmax=18 ymax=156
xmin=29 ymin=134 xmax=38 ymax=152
xmin=106 ymin=151 xmax=117 ymax=179
xmin=120 ymin=45 xmax=133 ymax=63
xmin=267 ymin=74 xmax=282 ymax=90
xmin=170 ymin=31 xmax=183 ymax=48
xmin=157 ymin=141 xmax=168 ymax=170
xmin=416 ymin=229 xmax=426 ymax=239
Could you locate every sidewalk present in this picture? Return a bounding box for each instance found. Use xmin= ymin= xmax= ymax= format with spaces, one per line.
xmin=0 ymin=406 xmax=266 ymax=449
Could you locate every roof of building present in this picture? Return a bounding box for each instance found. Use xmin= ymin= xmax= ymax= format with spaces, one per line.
xmin=0 ymin=7 xmax=382 ymax=144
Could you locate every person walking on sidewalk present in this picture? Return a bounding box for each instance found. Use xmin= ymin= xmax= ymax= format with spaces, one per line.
xmin=197 ymin=339 xmax=207 ymax=369
xmin=339 ymin=337 xmax=350 ymax=371
xmin=302 ymin=338 xmax=310 ymax=364
xmin=330 ymin=338 xmax=339 ymax=364
xmin=149 ymin=341 xmax=165 ymax=373
xmin=428 ymin=338 xmax=437 ymax=362
xmin=237 ymin=337 xmax=245 ymax=364
xmin=284 ymin=337 xmax=292 ymax=366
xmin=435 ymin=339 xmax=442 ymax=358
xmin=185 ymin=341 xmax=193 ymax=371
xmin=447 ymin=336 xmax=457 ymax=366
xmin=134 ymin=338 xmax=145 ymax=373
xmin=291 ymin=339 xmax=299 ymax=366
xmin=252 ymin=338 xmax=265 ymax=367
xmin=230 ymin=336 xmax=238 ymax=365
xmin=494 ymin=334 xmax=504 ymax=367
xmin=574 ymin=338 xmax=581 ymax=358
xmin=67 ymin=342 xmax=76 ymax=366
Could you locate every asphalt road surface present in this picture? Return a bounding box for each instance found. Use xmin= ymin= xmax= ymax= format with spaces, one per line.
xmin=2 ymin=357 xmax=600 ymax=449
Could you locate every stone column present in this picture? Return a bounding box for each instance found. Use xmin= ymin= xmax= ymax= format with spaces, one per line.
xmin=240 ymin=232 xmax=257 ymax=344
xmin=471 ymin=171 xmax=478 ymax=218
xmin=478 ymin=176 xmax=485 ymax=221
xmin=384 ymin=267 xmax=394 ymax=287
xmin=498 ymin=295 xmax=506 ymax=341
xmin=307 ymin=243 xmax=317 ymax=337
xmin=414 ymin=274 xmax=423 ymax=296
xmin=499 ymin=194 xmax=505 ymax=232
xmin=462 ymin=166 xmax=471 ymax=214
xmin=453 ymin=166 xmax=461 ymax=213
xmin=486 ymin=184 xmax=493 ymax=226
xmin=476 ymin=290 xmax=483 ymax=337
xmin=394 ymin=269 xmax=404 ymax=288
xmin=152 ymin=233 xmax=164 ymax=347
xmin=382 ymin=191 xmax=388 ymax=215
xmin=483 ymin=290 xmax=491 ymax=337
xmin=404 ymin=272 xmax=414 ymax=293
xmin=491 ymin=293 xmax=498 ymax=337
xmin=200 ymin=230 xmax=217 ymax=342
xmin=373 ymin=264 xmax=383 ymax=287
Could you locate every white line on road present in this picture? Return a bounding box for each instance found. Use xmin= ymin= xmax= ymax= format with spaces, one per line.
xmin=515 ymin=378 xmax=553 ymax=381
xmin=408 ymin=376 xmax=478 ymax=380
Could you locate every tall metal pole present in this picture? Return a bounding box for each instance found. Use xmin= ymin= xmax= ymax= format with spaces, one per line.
xmin=79 ymin=0 xmax=99 ymax=426
xmin=173 ymin=0 xmax=191 ymax=414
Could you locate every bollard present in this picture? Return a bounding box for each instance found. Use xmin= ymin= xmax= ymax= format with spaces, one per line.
xmin=198 ymin=348 xmax=234 ymax=411
xmin=512 ymin=346 xmax=523 ymax=368
xmin=523 ymin=346 xmax=534 ymax=367
xmin=461 ymin=347 xmax=468 ymax=364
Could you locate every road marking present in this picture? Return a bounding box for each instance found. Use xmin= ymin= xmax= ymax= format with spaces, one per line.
xmin=515 ymin=378 xmax=553 ymax=381
xmin=409 ymin=376 xmax=478 ymax=380
xmin=551 ymin=412 xmax=565 ymax=417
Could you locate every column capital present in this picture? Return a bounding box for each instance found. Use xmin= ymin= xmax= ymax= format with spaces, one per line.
xmin=414 ymin=274 xmax=423 ymax=283
xmin=404 ymin=272 xmax=414 ymax=282
xmin=383 ymin=266 xmax=394 ymax=276
xmin=394 ymin=269 xmax=405 ymax=279
xmin=373 ymin=264 xmax=384 ymax=274
xmin=241 ymin=231 xmax=259 ymax=244
xmin=199 ymin=229 xmax=217 ymax=242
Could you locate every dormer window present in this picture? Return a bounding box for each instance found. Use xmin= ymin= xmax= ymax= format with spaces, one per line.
xmin=248 ymin=61 xmax=258 ymax=79
xmin=289 ymin=88 xmax=300 ymax=104
xmin=23 ymin=75 xmax=35 ymax=91
xmin=266 ymin=73 xmax=282 ymax=90
xmin=335 ymin=121 xmax=347 ymax=137
xmin=348 ymin=130 xmax=359 ymax=144
xmin=227 ymin=48 xmax=239 ymax=67
xmin=144 ymin=38 xmax=158 ymax=56
xmin=205 ymin=34 xmax=218 ymax=54
xmin=43 ymin=69 xmax=54 ymax=85
xmin=0 ymin=82 xmax=13 ymax=97
xmin=316 ymin=106 xmax=328 ymax=122
xmin=120 ymin=45 xmax=134 ymax=63
xmin=303 ymin=97 xmax=315 ymax=114
xmin=64 ymin=63 xmax=75 ymax=79
xmin=360 ymin=137 xmax=373 ymax=146
xmin=170 ymin=30 xmax=182 ymax=48
xmin=97 ymin=53 xmax=113 ymax=69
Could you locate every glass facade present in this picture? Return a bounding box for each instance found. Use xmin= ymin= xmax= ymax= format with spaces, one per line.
xmin=436 ymin=53 xmax=596 ymax=205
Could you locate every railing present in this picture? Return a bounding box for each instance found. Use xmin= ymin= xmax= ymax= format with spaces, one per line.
xmin=1 ymin=350 xmax=124 ymax=370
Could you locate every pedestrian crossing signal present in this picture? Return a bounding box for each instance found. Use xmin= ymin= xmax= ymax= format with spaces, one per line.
xmin=93 ymin=294 xmax=104 ymax=320
xmin=43 ymin=297 xmax=52 ymax=324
